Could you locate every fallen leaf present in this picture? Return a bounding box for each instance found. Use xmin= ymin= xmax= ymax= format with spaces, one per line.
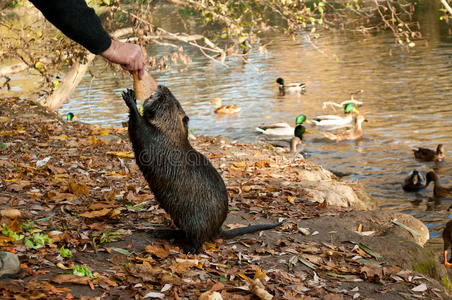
xmin=143 ymin=291 xmax=165 ymax=299
xmin=145 ymin=245 xmax=170 ymax=259
xmin=199 ymin=291 xmax=223 ymax=300
xmin=287 ymin=196 xmax=296 ymax=204
xmin=68 ymin=181 xmax=90 ymax=197
xmin=412 ymin=283 xmax=427 ymax=292
xmin=51 ymin=274 xmax=90 ymax=285
xmin=80 ymin=208 xmax=120 ymax=219
xmin=0 ymin=208 xmax=21 ymax=218
xmin=360 ymin=265 xmax=383 ymax=282
xmin=107 ymin=151 xmax=135 ymax=159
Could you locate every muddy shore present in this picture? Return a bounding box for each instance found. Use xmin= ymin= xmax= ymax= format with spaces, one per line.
xmin=0 ymin=96 xmax=450 ymax=299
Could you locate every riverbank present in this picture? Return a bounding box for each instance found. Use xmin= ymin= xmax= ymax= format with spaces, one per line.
xmin=0 ymin=96 xmax=450 ymax=299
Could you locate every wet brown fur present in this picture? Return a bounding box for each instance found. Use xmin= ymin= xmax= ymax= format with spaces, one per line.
xmin=122 ymin=87 xmax=281 ymax=253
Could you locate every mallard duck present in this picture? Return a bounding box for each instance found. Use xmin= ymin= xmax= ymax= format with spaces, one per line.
xmin=413 ymin=144 xmax=445 ymax=162
xmin=321 ymin=115 xmax=367 ymax=142
xmin=267 ymin=125 xmax=311 ymax=153
xmin=442 ymin=220 xmax=452 ymax=267
xmin=426 ymin=171 xmax=452 ymax=198
xmin=256 ymin=114 xmax=311 ymax=136
xmin=210 ymin=98 xmax=241 ymax=114
xmin=275 ymin=77 xmax=306 ymax=96
xmin=402 ymin=170 xmax=428 ymax=192
xmin=66 ymin=112 xmax=77 ymax=121
xmin=312 ymin=103 xmax=360 ymax=131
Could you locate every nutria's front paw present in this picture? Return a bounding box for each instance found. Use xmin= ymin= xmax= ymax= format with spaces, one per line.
xmin=122 ymin=89 xmax=136 ymax=108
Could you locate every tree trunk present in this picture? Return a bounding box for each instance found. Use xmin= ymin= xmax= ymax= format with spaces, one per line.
xmin=41 ymin=53 xmax=95 ymax=111
xmin=41 ymin=27 xmax=133 ymax=111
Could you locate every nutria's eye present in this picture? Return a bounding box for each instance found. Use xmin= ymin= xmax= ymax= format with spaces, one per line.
xmin=183 ymin=116 xmax=189 ymax=124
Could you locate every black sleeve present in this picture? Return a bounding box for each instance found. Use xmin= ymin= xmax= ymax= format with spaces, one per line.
xmin=30 ymin=0 xmax=112 ymax=55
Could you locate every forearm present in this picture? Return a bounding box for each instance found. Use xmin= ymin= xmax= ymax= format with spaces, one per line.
xmin=30 ymin=0 xmax=111 ymax=54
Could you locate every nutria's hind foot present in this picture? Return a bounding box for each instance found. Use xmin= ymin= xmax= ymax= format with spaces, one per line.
xmin=122 ymin=89 xmax=137 ymax=108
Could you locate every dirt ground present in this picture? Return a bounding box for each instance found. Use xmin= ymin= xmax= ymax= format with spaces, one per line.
xmin=0 ymin=97 xmax=451 ymax=299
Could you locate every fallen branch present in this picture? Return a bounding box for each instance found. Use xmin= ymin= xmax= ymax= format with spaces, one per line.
xmin=322 ymin=99 xmax=364 ymax=111
xmin=41 ymin=27 xmax=133 ymax=111
xmin=440 ymin=0 xmax=452 ymax=15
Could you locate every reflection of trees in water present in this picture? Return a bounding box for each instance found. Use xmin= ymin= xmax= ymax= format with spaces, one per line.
xmin=2 ymin=0 xmax=450 ymax=110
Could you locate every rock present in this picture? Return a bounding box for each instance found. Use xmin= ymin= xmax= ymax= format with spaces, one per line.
xmin=302 ymin=180 xmax=373 ymax=210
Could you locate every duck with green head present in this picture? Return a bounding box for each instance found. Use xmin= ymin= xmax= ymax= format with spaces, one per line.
xmin=256 ymin=114 xmax=311 ymax=136
xmin=268 ymin=122 xmax=311 ymax=153
xmin=275 ymin=77 xmax=306 ymax=96
xmin=312 ymin=103 xmax=360 ymax=131
xmin=66 ymin=112 xmax=77 ymax=121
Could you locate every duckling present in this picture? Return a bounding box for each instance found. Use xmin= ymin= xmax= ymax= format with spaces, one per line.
xmin=413 ymin=144 xmax=445 ymax=162
xmin=442 ymin=220 xmax=452 ymax=267
xmin=402 ymin=170 xmax=428 ymax=192
xmin=210 ymin=97 xmax=241 ymax=114
xmin=275 ymin=77 xmax=306 ymax=96
xmin=426 ymin=171 xmax=452 ymax=198
xmin=256 ymin=114 xmax=311 ymax=136
xmin=312 ymin=103 xmax=360 ymax=131
xmin=321 ymin=115 xmax=367 ymax=142
xmin=66 ymin=112 xmax=77 ymax=121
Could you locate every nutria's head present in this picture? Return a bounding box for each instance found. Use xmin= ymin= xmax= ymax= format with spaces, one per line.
xmin=437 ymin=144 xmax=444 ymax=154
xmin=143 ymin=85 xmax=189 ymax=142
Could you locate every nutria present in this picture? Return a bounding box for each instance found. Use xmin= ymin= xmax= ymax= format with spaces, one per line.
xmin=122 ymin=87 xmax=281 ymax=253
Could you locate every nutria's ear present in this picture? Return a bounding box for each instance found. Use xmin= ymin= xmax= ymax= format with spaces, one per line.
xmin=182 ymin=116 xmax=189 ymax=126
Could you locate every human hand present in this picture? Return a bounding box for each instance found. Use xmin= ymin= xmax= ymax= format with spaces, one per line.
xmin=101 ymin=40 xmax=145 ymax=79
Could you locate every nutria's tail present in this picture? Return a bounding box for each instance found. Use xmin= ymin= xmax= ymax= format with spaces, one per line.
xmin=219 ymin=221 xmax=283 ymax=239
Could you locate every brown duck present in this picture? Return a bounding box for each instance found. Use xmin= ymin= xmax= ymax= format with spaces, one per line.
xmin=442 ymin=220 xmax=452 ymax=267
xmin=426 ymin=171 xmax=452 ymax=198
xmin=413 ymin=144 xmax=445 ymax=162
xmin=321 ymin=115 xmax=367 ymax=142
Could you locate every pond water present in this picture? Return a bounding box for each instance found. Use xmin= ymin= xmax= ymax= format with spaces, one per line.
xmin=4 ymin=4 xmax=452 ymax=251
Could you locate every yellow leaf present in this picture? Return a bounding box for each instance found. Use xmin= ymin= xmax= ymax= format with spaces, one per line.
xmin=204 ymin=242 xmax=217 ymax=250
xmin=55 ymin=174 xmax=69 ymax=178
xmin=107 ymin=151 xmax=135 ymax=159
xmin=89 ymin=135 xmax=99 ymax=145
xmin=80 ymin=208 xmax=112 ymax=218
xmin=145 ymin=245 xmax=170 ymax=259
xmin=255 ymin=160 xmax=270 ymax=168
xmin=357 ymin=224 xmax=363 ymax=233
xmin=254 ymin=268 xmax=267 ymax=281
xmin=100 ymin=130 xmax=110 ymax=136
xmin=0 ymin=116 xmax=9 ymax=122
xmin=287 ymin=196 xmax=296 ymax=204
xmin=232 ymin=161 xmax=247 ymax=168
xmin=242 ymin=186 xmax=251 ymax=192
xmin=68 ymin=181 xmax=90 ymax=197
xmin=237 ymin=273 xmax=250 ymax=280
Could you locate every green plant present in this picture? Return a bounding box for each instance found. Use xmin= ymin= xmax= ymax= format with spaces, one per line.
xmin=23 ymin=233 xmax=52 ymax=249
xmin=1 ymin=224 xmax=24 ymax=241
xmin=72 ymin=265 xmax=96 ymax=279
xmin=443 ymin=275 xmax=452 ymax=292
xmin=59 ymin=246 xmax=72 ymax=258
xmin=20 ymin=220 xmax=35 ymax=232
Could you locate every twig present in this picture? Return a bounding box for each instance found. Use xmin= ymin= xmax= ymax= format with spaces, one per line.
xmin=322 ymin=100 xmax=364 ymax=111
